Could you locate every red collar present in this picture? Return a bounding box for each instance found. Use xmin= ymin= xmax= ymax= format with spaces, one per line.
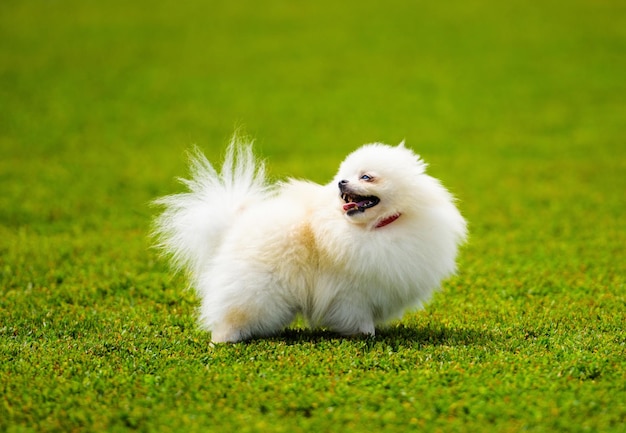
xmin=375 ymin=213 xmax=401 ymax=228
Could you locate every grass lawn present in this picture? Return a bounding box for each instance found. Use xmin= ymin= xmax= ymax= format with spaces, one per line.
xmin=1 ymin=0 xmax=624 ymax=431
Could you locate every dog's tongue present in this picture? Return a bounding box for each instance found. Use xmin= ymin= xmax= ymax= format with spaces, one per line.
xmin=343 ymin=202 xmax=359 ymax=211
xmin=343 ymin=200 xmax=369 ymax=212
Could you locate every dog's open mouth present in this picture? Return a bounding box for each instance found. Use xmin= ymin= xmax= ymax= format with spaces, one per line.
xmin=341 ymin=192 xmax=380 ymax=215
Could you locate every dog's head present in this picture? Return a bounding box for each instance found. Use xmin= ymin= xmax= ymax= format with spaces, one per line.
xmin=334 ymin=142 xmax=427 ymax=228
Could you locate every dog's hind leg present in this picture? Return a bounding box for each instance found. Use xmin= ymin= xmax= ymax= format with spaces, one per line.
xmin=208 ymin=302 xmax=296 ymax=343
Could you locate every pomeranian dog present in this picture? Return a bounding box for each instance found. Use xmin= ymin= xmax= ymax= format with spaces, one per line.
xmin=154 ymin=136 xmax=467 ymax=343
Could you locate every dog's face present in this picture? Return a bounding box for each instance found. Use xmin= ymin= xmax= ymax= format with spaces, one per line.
xmin=333 ymin=142 xmax=426 ymax=227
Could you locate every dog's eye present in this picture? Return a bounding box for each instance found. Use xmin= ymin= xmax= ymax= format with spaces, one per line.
xmin=360 ymin=174 xmax=373 ymax=181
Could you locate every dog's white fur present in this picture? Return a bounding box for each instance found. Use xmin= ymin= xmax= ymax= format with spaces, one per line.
xmin=154 ymin=136 xmax=467 ymax=343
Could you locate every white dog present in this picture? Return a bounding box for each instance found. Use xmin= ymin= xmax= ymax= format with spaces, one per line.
xmin=154 ymin=136 xmax=467 ymax=343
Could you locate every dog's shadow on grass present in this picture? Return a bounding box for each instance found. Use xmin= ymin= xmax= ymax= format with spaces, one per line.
xmin=265 ymin=323 xmax=492 ymax=348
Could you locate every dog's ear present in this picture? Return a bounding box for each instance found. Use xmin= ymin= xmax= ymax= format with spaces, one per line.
xmin=398 ymin=140 xmax=406 ymax=148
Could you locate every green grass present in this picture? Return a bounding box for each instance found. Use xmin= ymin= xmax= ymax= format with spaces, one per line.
xmin=1 ymin=0 xmax=625 ymax=431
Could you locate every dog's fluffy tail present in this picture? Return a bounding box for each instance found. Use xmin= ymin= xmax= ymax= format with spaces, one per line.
xmin=153 ymin=135 xmax=269 ymax=277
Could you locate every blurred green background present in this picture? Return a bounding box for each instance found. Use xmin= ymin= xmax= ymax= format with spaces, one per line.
xmin=1 ymin=0 xmax=624 ymax=431
xmin=1 ymin=0 xmax=624 ymax=204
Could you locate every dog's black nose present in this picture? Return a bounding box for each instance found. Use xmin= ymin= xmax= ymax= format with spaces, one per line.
xmin=338 ymin=179 xmax=349 ymax=190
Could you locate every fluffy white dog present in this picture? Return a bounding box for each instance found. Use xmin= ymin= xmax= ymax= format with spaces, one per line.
xmin=154 ymin=136 xmax=467 ymax=343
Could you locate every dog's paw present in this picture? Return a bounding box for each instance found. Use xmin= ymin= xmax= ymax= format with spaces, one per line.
xmin=336 ymin=321 xmax=376 ymax=337
xmin=358 ymin=322 xmax=376 ymax=336
xmin=210 ymin=327 xmax=244 ymax=344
